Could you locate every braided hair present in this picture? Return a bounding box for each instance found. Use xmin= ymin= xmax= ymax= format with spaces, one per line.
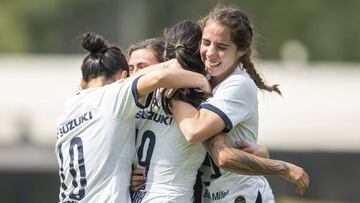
xmin=200 ymin=8 xmax=281 ymax=95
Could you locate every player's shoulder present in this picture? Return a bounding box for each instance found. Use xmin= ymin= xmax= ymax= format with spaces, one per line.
xmin=229 ymin=68 xmax=254 ymax=84
xmin=219 ymin=78 xmax=246 ymax=92
xmin=214 ymin=69 xmax=257 ymax=100
xmin=232 ymin=68 xmax=257 ymax=90
xmin=102 ymin=75 xmax=142 ymax=98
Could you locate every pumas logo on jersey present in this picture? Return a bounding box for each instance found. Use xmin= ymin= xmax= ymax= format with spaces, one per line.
xmin=234 ymin=196 xmax=246 ymax=203
xmin=57 ymin=111 xmax=93 ymax=139
xmin=135 ymin=110 xmax=173 ymax=126
xmin=203 ymin=189 xmax=229 ymax=201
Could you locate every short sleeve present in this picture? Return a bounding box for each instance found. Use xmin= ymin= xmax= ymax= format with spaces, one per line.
xmin=199 ymin=79 xmax=255 ymax=132
xmin=107 ymin=75 xmax=153 ymax=119
xmin=131 ymin=76 xmax=153 ymax=109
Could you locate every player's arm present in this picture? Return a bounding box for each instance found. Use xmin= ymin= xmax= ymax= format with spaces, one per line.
xmin=204 ymin=133 xmax=310 ymax=195
xmin=131 ymin=59 xmax=172 ymax=76
xmin=171 ymin=99 xmax=225 ymax=144
xmin=136 ymin=59 xmax=211 ymax=97
xmin=235 ymin=140 xmax=270 ymax=158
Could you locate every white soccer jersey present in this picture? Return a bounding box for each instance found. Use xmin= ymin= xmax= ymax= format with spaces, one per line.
xmin=55 ymin=76 xmax=152 ymax=203
xmin=200 ymin=68 xmax=275 ymax=203
xmin=132 ymin=92 xmax=207 ymax=203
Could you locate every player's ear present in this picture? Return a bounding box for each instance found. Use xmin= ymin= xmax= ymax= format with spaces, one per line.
xmin=119 ymin=70 xmax=128 ymax=80
xmin=112 ymin=70 xmax=128 ymax=82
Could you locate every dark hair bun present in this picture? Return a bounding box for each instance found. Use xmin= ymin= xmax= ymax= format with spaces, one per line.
xmin=81 ymin=32 xmax=107 ymax=53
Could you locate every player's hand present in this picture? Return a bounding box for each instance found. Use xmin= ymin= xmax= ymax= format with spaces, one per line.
xmin=283 ymin=163 xmax=310 ymax=195
xmin=199 ymin=78 xmax=211 ymax=95
xmin=130 ymin=167 xmax=146 ymax=192
xmin=166 ymin=88 xmax=190 ymax=99
xmin=234 ymin=140 xmax=255 ymax=153
xmin=164 ymin=88 xmax=178 ymax=98
xmin=234 ymin=140 xmax=270 ymax=159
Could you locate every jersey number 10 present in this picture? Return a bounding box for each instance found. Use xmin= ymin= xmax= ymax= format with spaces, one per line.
xmin=58 ymin=137 xmax=87 ymax=201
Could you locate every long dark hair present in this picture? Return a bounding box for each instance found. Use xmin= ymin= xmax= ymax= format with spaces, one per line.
xmin=161 ymin=20 xmax=208 ymax=115
xmin=80 ymin=32 xmax=128 ymax=82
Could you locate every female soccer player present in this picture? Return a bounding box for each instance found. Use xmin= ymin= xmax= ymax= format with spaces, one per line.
xmin=171 ymin=8 xmax=309 ymax=202
xmin=55 ymin=32 xmax=211 ymax=203
xmin=132 ymin=20 xmax=208 ymax=203
xmin=131 ymin=19 xmax=309 ymax=203
xmin=128 ymin=38 xmax=165 ymax=75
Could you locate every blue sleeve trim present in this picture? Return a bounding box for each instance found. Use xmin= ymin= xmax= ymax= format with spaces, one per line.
xmin=131 ymin=76 xmax=154 ymax=109
xmin=199 ymin=103 xmax=233 ymax=132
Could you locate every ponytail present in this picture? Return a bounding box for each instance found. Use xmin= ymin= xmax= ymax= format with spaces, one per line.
xmin=159 ymin=20 xmax=208 ymax=115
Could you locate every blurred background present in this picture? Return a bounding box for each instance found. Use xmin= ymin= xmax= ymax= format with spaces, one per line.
xmin=0 ymin=0 xmax=359 ymax=202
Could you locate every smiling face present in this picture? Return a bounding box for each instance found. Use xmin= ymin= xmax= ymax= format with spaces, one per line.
xmin=128 ymin=48 xmax=160 ymax=75
xmin=200 ymin=20 xmax=245 ymax=85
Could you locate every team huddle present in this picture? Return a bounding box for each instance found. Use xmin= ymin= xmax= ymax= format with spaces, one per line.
xmin=55 ymin=7 xmax=310 ymax=203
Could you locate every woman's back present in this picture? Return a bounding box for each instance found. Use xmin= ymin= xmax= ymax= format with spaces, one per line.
xmin=56 ymin=77 xmax=142 ymax=203
xmin=133 ymin=91 xmax=206 ymax=203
